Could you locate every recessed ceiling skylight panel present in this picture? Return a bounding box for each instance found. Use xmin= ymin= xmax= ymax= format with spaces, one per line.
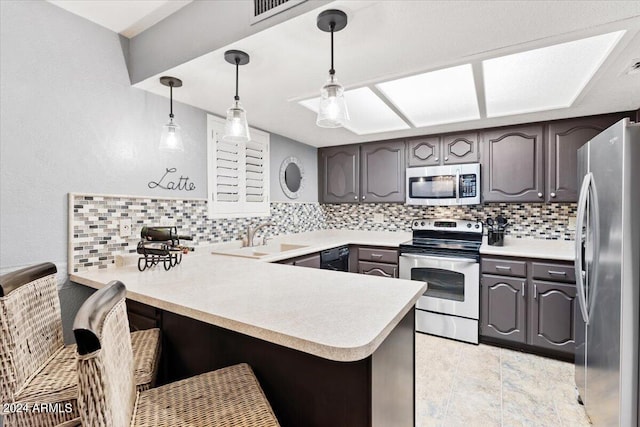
xmin=299 ymin=87 xmax=409 ymax=135
xmin=482 ymin=31 xmax=625 ymax=117
xmin=375 ymin=64 xmax=480 ymax=127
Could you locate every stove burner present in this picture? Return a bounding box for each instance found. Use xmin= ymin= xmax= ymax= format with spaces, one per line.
xmin=400 ymin=218 xmax=483 ymax=260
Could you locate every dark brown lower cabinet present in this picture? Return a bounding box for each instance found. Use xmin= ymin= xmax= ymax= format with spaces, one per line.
xmin=358 ymin=261 xmax=397 ymax=278
xmin=128 ymin=300 xmax=415 ymax=427
xmin=355 ymin=246 xmax=399 ymax=278
xmin=529 ymin=280 xmax=576 ymax=354
xmin=291 ymin=253 xmax=320 ymax=268
xmin=126 ymin=298 xmax=161 ymax=331
xmin=481 ymin=275 xmax=527 ymax=343
xmin=480 ymin=256 xmax=576 ymax=359
xmin=276 ymin=252 xmax=320 ymax=268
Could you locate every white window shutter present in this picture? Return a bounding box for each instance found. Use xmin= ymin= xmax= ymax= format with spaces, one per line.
xmin=207 ymin=114 xmax=270 ymax=218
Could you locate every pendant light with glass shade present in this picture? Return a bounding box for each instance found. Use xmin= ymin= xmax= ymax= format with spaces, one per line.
xmin=316 ymin=9 xmax=349 ymax=128
xmin=223 ymin=50 xmax=251 ymax=142
xmin=159 ymin=76 xmax=184 ymax=152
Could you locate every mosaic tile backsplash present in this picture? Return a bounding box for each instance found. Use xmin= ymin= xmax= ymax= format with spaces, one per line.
xmin=322 ymin=203 xmax=576 ymax=240
xmin=70 ymin=195 xmax=327 ymax=272
xmin=70 ymin=194 xmax=576 ymax=272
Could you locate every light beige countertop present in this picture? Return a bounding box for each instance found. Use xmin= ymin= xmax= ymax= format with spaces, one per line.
xmin=226 ymin=229 xmax=413 ymax=262
xmin=480 ymin=236 xmax=575 ymax=261
xmin=70 ymin=230 xmax=423 ymax=363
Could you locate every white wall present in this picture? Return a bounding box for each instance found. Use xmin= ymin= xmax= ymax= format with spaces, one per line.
xmin=0 ymin=0 xmax=317 ymax=343
xmin=270 ymin=133 xmax=318 ymax=202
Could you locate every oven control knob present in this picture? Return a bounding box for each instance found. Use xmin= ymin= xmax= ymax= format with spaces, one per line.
xmin=467 ymin=223 xmax=472 ymax=228
xmin=421 ymin=221 xmax=425 ymax=226
xmin=475 ymin=224 xmax=480 ymax=229
xmin=414 ymin=221 xmax=419 ymax=227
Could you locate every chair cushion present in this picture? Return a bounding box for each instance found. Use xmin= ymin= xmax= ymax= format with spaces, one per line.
xmin=130 ymin=328 xmax=162 ymax=390
xmin=16 ymin=328 xmax=161 ymax=405
xmin=7 ymin=328 xmax=161 ymax=427
xmin=133 ymin=363 xmax=280 ymax=427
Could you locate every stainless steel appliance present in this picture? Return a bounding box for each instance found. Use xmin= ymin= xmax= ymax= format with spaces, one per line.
xmin=399 ymin=219 xmax=483 ymax=344
xmin=406 ymin=163 xmax=481 ymax=206
xmin=575 ymin=118 xmax=639 ymax=426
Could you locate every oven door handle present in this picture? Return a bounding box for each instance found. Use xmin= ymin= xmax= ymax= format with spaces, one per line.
xmin=400 ymin=253 xmax=477 ymax=264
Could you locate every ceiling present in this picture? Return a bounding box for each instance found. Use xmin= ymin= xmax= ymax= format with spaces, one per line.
xmin=48 ymin=0 xmax=192 ymax=38
xmin=54 ymin=1 xmax=640 ymax=147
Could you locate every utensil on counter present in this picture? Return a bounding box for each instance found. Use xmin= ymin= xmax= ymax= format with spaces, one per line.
xmin=486 ymin=217 xmax=495 ymax=232
xmin=486 ymin=216 xmax=507 ymax=246
xmin=496 ymin=215 xmax=508 ymax=231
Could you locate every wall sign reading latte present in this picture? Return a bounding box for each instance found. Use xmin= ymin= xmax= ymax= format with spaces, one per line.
xmin=148 ymin=168 xmax=196 ymax=191
xmin=279 ymin=157 xmax=304 ymax=199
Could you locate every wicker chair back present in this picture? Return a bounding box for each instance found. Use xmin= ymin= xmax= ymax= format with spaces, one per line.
xmin=74 ymin=281 xmax=136 ymax=427
xmin=0 ymin=263 xmax=63 ymax=403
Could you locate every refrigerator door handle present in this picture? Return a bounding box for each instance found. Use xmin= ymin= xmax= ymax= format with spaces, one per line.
xmin=586 ymin=177 xmax=601 ymax=322
xmin=575 ymin=173 xmax=591 ymax=325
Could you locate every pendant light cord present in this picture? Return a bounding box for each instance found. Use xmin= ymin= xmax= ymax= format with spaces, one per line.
xmin=169 ymin=82 xmax=174 ymax=119
xmin=329 ymin=22 xmax=335 ymax=75
xmin=234 ymin=58 xmax=240 ymax=101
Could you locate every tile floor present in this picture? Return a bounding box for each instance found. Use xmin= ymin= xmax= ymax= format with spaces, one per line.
xmin=415 ymin=333 xmax=592 ymax=426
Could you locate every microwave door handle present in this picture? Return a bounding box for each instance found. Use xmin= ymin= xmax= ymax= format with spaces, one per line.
xmin=455 ymin=169 xmax=460 ymax=204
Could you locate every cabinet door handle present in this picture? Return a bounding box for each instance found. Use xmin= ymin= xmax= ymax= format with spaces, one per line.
xmin=362 ymin=195 xmax=366 ymax=200
xmin=534 ymin=283 xmax=537 ymax=299
xmin=434 ymin=157 xmax=439 ymax=161
xmin=393 ymin=267 xmax=397 ymax=277
xmin=537 ymin=192 xmax=543 ymax=198
xmin=550 ymin=192 xmax=557 ymax=198
xmin=521 ymin=282 xmax=525 ymax=297
xmin=495 ymin=265 xmax=512 ymax=271
xmin=548 ymin=270 xmax=567 ymax=276
xmin=354 ymin=196 xmax=358 ymax=200
xmin=370 ymin=253 xmax=383 ymax=259
xmin=444 ymin=157 xmax=449 ymax=161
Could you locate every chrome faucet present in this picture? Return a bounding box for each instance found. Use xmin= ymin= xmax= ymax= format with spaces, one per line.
xmin=245 ymin=222 xmax=274 ymax=247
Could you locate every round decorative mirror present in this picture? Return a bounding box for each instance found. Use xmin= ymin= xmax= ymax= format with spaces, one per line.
xmin=279 ymin=157 xmax=304 ymax=199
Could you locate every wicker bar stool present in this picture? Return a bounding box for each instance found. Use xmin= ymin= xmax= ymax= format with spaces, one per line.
xmin=73 ymin=280 xmax=280 ymax=427
xmin=0 ymin=263 xmax=161 ymax=427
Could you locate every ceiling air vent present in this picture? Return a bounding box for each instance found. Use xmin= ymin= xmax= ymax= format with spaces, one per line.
xmin=251 ymin=0 xmax=307 ymax=25
xmin=626 ymin=59 xmax=640 ymax=75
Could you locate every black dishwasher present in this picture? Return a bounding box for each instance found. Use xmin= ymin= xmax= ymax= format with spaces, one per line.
xmin=320 ymin=246 xmax=349 ymax=271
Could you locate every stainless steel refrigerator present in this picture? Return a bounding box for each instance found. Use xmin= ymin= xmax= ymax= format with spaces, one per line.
xmin=575 ymin=118 xmax=639 ymax=426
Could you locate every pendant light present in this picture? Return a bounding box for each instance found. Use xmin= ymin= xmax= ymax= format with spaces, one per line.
xmin=223 ymin=50 xmax=251 ymax=143
xmin=159 ymin=76 xmax=184 ymax=152
xmin=316 ymin=9 xmax=349 ymax=128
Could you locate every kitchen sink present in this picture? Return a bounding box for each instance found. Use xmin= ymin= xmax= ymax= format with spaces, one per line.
xmin=212 ymin=243 xmax=309 ymax=259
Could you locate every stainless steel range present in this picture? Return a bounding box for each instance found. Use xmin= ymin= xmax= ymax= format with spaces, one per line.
xmin=399 ymin=219 xmax=482 ymax=344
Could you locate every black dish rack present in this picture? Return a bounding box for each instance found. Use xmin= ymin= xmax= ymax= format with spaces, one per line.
xmin=137 ymin=226 xmax=193 ymax=271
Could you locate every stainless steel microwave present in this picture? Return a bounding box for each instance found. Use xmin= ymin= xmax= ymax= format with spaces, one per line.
xmin=406 ymin=163 xmax=481 ymax=206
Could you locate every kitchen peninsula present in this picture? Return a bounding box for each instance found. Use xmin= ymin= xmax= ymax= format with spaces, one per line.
xmin=70 ymin=238 xmax=425 ymax=427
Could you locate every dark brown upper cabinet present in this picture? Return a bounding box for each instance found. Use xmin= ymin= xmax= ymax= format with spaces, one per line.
xmin=482 ymin=125 xmax=545 ymax=203
xmin=319 ymin=140 xmax=405 ymax=204
xmin=407 ymin=136 xmax=440 ymax=166
xmin=360 ymin=141 xmax=405 ymax=203
xmin=319 ymin=145 xmax=360 ymax=203
xmin=546 ymin=114 xmax=630 ymax=202
xmin=407 ymin=132 xmax=479 ymax=167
